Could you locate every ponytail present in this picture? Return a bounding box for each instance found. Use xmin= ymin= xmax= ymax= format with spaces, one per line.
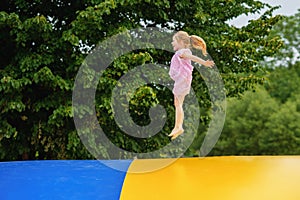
xmin=174 ymin=31 xmax=208 ymax=56
xmin=190 ymin=35 xmax=207 ymax=56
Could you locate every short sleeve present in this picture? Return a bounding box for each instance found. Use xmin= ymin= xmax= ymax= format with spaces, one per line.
xmin=178 ymin=48 xmax=192 ymax=58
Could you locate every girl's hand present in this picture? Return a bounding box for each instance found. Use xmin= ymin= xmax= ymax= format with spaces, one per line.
xmin=204 ymin=60 xmax=215 ymax=68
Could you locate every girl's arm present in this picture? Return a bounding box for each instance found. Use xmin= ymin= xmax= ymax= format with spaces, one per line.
xmin=180 ymin=52 xmax=214 ymax=68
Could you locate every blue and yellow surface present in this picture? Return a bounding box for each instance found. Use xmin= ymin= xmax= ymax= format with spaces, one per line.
xmin=1 ymin=156 xmax=300 ymax=199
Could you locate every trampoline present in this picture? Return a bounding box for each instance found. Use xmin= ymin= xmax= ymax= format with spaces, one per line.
xmin=1 ymin=156 xmax=300 ymax=200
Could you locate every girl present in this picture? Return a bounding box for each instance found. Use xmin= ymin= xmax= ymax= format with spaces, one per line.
xmin=168 ymin=31 xmax=214 ymax=140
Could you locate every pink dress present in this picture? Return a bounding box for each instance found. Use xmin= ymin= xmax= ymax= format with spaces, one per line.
xmin=169 ymin=48 xmax=193 ymax=96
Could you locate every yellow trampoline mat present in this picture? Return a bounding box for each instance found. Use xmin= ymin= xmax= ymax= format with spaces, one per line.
xmin=120 ymin=156 xmax=300 ymax=200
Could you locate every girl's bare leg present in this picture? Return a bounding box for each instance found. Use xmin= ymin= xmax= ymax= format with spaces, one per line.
xmin=168 ymin=95 xmax=185 ymax=138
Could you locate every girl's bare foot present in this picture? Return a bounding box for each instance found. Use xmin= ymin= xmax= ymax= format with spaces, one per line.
xmin=168 ymin=128 xmax=180 ymax=137
xmin=170 ymin=128 xmax=184 ymax=140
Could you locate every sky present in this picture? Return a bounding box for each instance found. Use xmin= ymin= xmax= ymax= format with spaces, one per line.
xmin=228 ymin=0 xmax=300 ymax=27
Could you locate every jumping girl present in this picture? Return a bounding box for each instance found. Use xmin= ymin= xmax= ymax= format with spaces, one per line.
xmin=168 ymin=31 xmax=215 ymax=140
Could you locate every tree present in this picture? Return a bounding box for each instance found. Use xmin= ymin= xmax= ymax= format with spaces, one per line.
xmin=211 ymin=85 xmax=300 ymax=155
xmin=264 ymin=62 xmax=300 ymax=103
xmin=211 ymin=86 xmax=279 ymax=155
xmin=209 ymin=10 xmax=300 ymax=156
xmin=211 ymin=62 xmax=300 ymax=156
xmin=264 ymin=9 xmax=300 ymax=68
xmin=0 ymin=0 xmax=283 ymax=160
xmin=260 ymin=95 xmax=300 ymax=155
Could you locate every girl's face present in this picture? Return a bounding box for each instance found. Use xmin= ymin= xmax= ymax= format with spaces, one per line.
xmin=171 ymin=36 xmax=184 ymax=51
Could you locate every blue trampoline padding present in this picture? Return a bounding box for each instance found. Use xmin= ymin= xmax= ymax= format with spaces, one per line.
xmin=0 ymin=160 xmax=132 ymax=200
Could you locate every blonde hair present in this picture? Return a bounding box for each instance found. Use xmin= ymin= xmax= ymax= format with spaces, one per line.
xmin=174 ymin=31 xmax=208 ymax=56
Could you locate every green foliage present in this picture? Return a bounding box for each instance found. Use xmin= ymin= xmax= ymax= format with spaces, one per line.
xmin=209 ymin=9 xmax=300 ymax=156
xmin=264 ymin=10 xmax=300 ymax=67
xmin=0 ymin=0 xmax=283 ymax=160
xmin=265 ymin=63 xmax=300 ymax=103
xmin=212 ymin=86 xmax=279 ymax=155
xmin=260 ymin=96 xmax=300 ymax=155
xmin=211 ymin=62 xmax=300 ymax=156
